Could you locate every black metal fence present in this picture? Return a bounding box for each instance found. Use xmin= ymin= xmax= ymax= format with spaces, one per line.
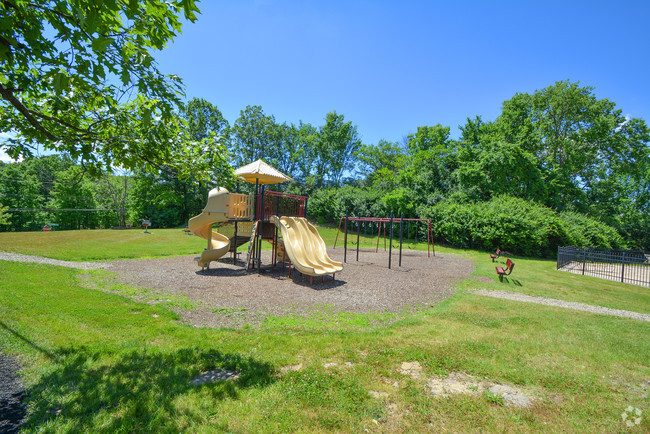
xmin=557 ymin=246 xmax=650 ymax=288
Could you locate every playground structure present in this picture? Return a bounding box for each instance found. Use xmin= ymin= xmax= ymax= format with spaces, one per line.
xmin=188 ymin=160 xmax=343 ymax=282
xmin=334 ymin=214 xmax=434 ymax=268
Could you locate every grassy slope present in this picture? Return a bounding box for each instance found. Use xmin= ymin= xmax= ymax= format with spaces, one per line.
xmin=1 ymin=227 xmax=649 ymax=431
xmin=1 ymin=261 xmax=648 ymax=432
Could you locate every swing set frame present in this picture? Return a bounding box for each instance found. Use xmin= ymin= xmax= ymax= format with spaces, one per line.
xmin=333 ymin=215 xmax=435 ymax=268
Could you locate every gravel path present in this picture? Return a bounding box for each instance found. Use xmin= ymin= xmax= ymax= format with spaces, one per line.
xmin=474 ymin=289 xmax=650 ymax=322
xmin=0 ymin=251 xmax=110 ymax=270
xmin=0 ymin=353 xmax=26 ymax=434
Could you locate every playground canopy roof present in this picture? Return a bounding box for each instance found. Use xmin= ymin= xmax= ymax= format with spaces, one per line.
xmin=234 ymin=159 xmax=293 ymax=184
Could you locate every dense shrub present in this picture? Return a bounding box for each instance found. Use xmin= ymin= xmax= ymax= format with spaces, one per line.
xmin=307 ymin=186 xmax=388 ymax=224
xmin=559 ymin=211 xmax=625 ymax=249
xmin=423 ymin=196 xmax=625 ymax=257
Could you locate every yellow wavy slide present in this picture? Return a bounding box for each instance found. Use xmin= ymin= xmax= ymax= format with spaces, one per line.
xmin=270 ymin=216 xmax=343 ymax=276
xmin=189 ymin=187 xmax=231 ymax=269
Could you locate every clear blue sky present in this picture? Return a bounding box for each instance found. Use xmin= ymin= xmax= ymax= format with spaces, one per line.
xmin=2 ymin=1 xmax=649 ymax=164
xmin=155 ymin=0 xmax=650 ymax=145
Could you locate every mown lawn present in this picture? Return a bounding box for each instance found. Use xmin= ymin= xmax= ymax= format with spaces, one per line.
xmin=317 ymin=225 xmax=650 ymax=314
xmin=0 ymin=228 xmax=206 ymax=261
xmin=1 ymin=227 xmax=649 ymax=432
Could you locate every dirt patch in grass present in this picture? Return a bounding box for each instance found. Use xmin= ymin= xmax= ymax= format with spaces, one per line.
xmin=105 ymin=248 xmax=473 ymax=329
xmin=0 ymin=353 xmax=26 ymax=433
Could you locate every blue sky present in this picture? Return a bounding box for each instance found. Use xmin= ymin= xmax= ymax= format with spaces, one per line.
xmin=154 ymin=0 xmax=650 ymax=146
xmin=1 ymin=0 xmax=648 ymax=163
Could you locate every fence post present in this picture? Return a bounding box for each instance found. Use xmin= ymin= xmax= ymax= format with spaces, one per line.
xmin=582 ymin=248 xmax=586 ymax=275
xmin=621 ymin=252 xmax=626 ymax=283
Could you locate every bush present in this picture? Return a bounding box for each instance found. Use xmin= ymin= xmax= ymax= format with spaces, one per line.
xmin=423 ymin=196 xmax=625 ymax=257
xmin=307 ymin=186 xmax=388 ymax=223
xmin=559 ymin=211 xmax=625 ymax=249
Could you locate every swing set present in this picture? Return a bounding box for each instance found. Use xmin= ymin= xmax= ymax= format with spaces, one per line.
xmin=333 ymin=213 xmax=435 ymax=269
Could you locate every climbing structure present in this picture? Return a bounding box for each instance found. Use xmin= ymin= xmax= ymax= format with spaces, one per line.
xmin=188 ymin=159 xmax=342 ymax=281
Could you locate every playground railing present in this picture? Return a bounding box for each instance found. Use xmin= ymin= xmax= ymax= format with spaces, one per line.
xmin=228 ymin=194 xmax=253 ymax=220
xmin=262 ymin=191 xmax=307 ymax=220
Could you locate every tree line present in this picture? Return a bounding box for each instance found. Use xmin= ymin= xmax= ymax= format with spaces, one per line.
xmin=2 ymin=80 xmax=649 ymax=254
xmin=0 ymin=101 xmax=362 ymax=231
xmin=1 ymin=2 xmax=648 ymax=254
xmin=308 ymin=81 xmax=650 ymax=253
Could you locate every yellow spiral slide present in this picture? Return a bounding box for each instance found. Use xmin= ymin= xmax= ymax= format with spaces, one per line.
xmin=188 ymin=187 xmax=231 ymax=269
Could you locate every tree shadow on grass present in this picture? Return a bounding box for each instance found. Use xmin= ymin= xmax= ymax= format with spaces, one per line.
xmin=23 ymin=346 xmax=275 ymax=432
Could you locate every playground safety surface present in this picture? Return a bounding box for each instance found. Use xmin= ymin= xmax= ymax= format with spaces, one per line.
xmin=107 ymin=248 xmax=474 ymax=329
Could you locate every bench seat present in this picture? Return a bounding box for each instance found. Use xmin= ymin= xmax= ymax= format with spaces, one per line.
xmin=496 ymin=259 xmax=515 ymax=282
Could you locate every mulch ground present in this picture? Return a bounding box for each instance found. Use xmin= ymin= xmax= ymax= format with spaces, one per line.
xmin=107 ymin=247 xmax=474 ymax=328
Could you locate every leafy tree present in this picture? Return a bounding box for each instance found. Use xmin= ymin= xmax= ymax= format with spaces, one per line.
xmin=459 ymin=116 xmax=499 ymax=147
xmin=0 ymin=160 xmax=42 ymax=230
xmin=95 ymin=174 xmax=130 ymax=228
xmin=177 ymin=97 xmax=233 ymax=186
xmin=129 ymin=168 xmax=210 ymax=228
xmin=315 ymin=111 xmax=361 ymax=186
xmin=273 ymin=123 xmax=301 ymax=180
xmin=292 ymin=121 xmax=319 ymax=184
xmin=382 ymin=187 xmax=416 ymax=217
xmin=232 ymin=105 xmax=283 ymax=169
xmin=406 ymin=124 xmax=454 ymax=155
xmin=356 ymin=139 xmax=406 ymax=185
xmin=48 ymin=165 xmax=98 ymax=229
xmin=456 ymin=141 xmax=547 ymax=203
xmin=0 ymin=202 xmax=11 ymax=226
xmin=182 ymin=98 xmax=231 ymax=149
xmin=398 ymin=150 xmax=455 ymax=208
xmin=22 ymin=155 xmax=76 ymax=201
xmin=0 ymin=0 xmax=207 ymax=177
xmin=495 ymin=80 xmax=650 ymax=212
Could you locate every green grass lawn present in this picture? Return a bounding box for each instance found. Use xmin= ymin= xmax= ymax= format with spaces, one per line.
xmin=0 ymin=228 xmax=206 ymax=261
xmin=1 ymin=227 xmax=649 ymax=432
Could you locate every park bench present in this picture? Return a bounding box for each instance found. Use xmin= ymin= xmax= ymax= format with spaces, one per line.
xmin=496 ymin=259 xmax=515 ymax=282
xmin=490 ymin=249 xmax=501 ymax=262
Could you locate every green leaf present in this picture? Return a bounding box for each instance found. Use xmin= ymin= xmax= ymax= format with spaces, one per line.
xmin=91 ymin=36 xmax=114 ymax=53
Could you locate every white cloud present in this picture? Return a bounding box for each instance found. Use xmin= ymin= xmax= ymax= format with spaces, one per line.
xmin=0 ymin=148 xmax=22 ymax=163
xmin=615 ymin=114 xmax=631 ymax=132
xmin=0 ymin=131 xmax=23 ymax=162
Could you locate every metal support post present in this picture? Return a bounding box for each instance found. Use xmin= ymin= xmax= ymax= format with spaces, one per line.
xmin=356 ymin=215 xmax=361 ymax=261
xmin=233 ymin=221 xmax=238 ymax=265
xmin=344 ymin=212 xmax=348 ymax=263
xmin=399 ymin=213 xmax=404 ymax=267
xmin=388 ymin=212 xmax=394 ymax=269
